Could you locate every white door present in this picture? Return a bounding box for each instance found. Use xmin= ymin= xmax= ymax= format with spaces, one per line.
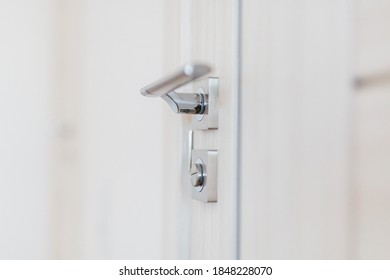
xmin=163 ymin=0 xmax=353 ymax=259
xmin=162 ymin=0 xmax=240 ymax=259
xmin=162 ymin=0 xmax=390 ymax=259
xmin=239 ymin=0 xmax=353 ymax=259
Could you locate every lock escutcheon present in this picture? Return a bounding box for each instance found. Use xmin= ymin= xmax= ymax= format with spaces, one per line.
xmin=191 ymin=150 xmax=218 ymax=203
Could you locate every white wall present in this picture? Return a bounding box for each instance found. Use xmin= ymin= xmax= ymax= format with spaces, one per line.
xmin=0 ymin=0 xmax=53 ymax=259
xmin=79 ymin=0 xmax=165 ymax=259
xmin=0 ymin=0 xmax=165 ymax=259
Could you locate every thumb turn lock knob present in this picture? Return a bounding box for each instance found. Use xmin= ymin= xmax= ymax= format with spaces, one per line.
xmin=190 ymin=150 xmax=218 ymax=203
xmin=190 ymin=161 xmax=206 ymax=189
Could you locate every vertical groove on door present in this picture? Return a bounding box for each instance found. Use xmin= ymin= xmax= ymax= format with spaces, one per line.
xmin=233 ymin=0 xmax=242 ymax=260
xmin=187 ymin=0 xmax=238 ymax=259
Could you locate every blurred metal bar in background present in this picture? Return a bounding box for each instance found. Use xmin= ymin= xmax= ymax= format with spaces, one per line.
xmin=355 ymin=70 xmax=390 ymax=90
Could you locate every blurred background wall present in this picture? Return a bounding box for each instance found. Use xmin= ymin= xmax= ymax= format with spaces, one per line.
xmin=0 ymin=0 xmax=53 ymax=259
xmin=0 ymin=0 xmax=165 ymax=259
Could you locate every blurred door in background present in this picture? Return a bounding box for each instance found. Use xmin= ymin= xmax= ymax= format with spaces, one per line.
xmin=354 ymin=0 xmax=390 ymax=259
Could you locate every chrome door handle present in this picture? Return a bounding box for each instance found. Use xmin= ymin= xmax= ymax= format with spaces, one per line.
xmin=141 ymin=63 xmax=219 ymax=203
xmin=140 ymin=63 xmax=211 ymax=114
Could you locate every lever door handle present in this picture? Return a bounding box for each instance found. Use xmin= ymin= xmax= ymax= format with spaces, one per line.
xmin=140 ymin=63 xmax=211 ymax=114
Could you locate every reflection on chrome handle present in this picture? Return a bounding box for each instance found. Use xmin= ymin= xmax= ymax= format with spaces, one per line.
xmin=140 ymin=63 xmax=211 ymax=114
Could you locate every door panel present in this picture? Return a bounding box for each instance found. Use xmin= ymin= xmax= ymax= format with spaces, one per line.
xmin=162 ymin=0 xmax=239 ymax=259
xmin=186 ymin=0 xmax=239 ymax=259
xmin=164 ymin=0 xmax=390 ymax=260
xmin=240 ymin=0 xmax=354 ymax=259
